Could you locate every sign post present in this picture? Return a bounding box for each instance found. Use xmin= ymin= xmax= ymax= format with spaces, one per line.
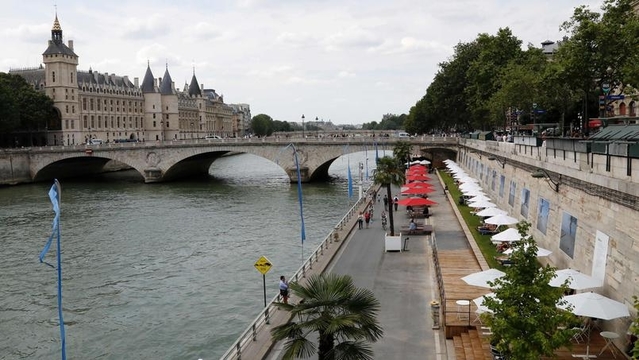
xmin=254 ymin=256 xmax=273 ymax=308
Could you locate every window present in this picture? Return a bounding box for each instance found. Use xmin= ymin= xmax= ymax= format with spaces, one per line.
xmin=52 ymin=71 xmax=56 ymax=82
xmin=72 ymin=105 xmax=75 ymax=114
xmin=153 ymin=121 xmax=156 ymax=127
xmin=153 ymin=113 xmax=156 ymax=119
xmin=70 ymin=72 xmax=74 ymax=83
xmin=90 ymin=99 xmax=94 ymax=111
xmin=83 ymin=98 xmax=87 ymax=110
xmin=65 ymin=105 xmax=69 ymax=113
xmin=65 ymin=119 xmax=68 ymax=129
xmin=91 ymin=116 xmax=95 ymax=128
xmin=83 ymin=116 xmax=88 ymax=128
xmin=166 ymin=121 xmax=169 ymax=128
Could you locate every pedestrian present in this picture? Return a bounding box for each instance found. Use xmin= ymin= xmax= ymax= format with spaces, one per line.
xmin=279 ymin=275 xmax=289 ymax=304
xmin=383 ymin=195 xmax=388 ymax=208
xmin=358 ymin=212 xmax=364 ymax=229
xmin=377 ymin=193 xmax=381 ymax=203
xmin=444 ymin=185 xmax=448 ymax=195
xmin=393 ymin=195 xmax=399 ymax=212
xmin=364 ymin=211 xmax=371 ymax=228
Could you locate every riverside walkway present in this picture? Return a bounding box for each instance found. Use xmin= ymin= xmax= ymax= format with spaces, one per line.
xmin=264 ymin=171 xmax=479 ymax=360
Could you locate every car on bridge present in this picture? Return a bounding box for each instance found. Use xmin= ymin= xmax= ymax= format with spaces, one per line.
xmin=205 ymin=135 xmax=223 ymax=140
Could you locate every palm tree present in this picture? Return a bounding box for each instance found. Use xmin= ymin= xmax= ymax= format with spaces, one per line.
xmin=393 ymin=141 xmax=412 ymax=171
xmin=271 ymin=273 xmax=383 ymax=360
xmin=373 ymin=156 xmax=406 ymax=236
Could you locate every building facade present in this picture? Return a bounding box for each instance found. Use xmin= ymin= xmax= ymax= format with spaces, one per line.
xmin=9 ymin=15 xmax=249 ymax=145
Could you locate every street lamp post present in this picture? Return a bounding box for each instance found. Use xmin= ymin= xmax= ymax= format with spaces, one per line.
xmin=358 ymin=162 xmax=364 ymax=200
xmin=301 ymin=114 xmax=305 ymax=139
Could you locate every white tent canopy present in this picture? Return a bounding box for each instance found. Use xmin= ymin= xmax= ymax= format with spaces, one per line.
xmin=491 ymin=228 xmax=522 ymax=242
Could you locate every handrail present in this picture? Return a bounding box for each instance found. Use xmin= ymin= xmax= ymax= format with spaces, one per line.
xmin=218 ymin=183 xmax=375 ymax=360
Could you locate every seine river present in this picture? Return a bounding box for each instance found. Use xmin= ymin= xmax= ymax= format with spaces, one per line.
xmin=0 ymin=151 xmax=381 ymax=360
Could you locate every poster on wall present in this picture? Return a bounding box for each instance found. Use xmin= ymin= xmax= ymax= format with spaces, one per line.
xmin=520 ymin=188 xmax=530 ymax=218
xmin=591 ymin=230 xmax=609 ymax=285
xmin=499 ymin=175 xmax=505 ymax=197
xmin=559 ymin=212 xmax=578 ymax=258
xmin=508 ymin=181 xmax=516 ymax=207
xmin=537 ymin=198 xmax=550 ymax=235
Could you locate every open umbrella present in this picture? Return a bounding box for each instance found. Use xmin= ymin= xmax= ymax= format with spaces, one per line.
xmin=397 ymin=197 xmax=438 ymax=207
xmin=490 ymin=228 xmax=522 ymax=242
xmin=475 ymin=207 xmax=508 ymax=217
xmin=402 ymin=182 xmax=434 ymax=189
xmin=484 ymin=214 xmax=519 ymax=226
xmin=549 ymin=269 xmax=602 ymax=290
xmin=461 ymin=269 xmax=505 ymax=288
xmin=558 ymin=292 xmax=630 ymax=357
xmin=503 ymin=245 xmax=552 ymax=257
xmin=473 ymin=292 xmax=498 ymax=313
xmin=467 ymin=200 xmax=496 ymax=209
xmin=406 ymin=174 xmax=431 ymax=181
xmin=401 ymin=187 xmax=435 ymax=195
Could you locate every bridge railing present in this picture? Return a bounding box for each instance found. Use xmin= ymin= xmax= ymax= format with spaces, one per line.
xmin=26 ymin=136 xmax=458 ymax=152
xmin=218 ymin=183 xmax=374 ymax=360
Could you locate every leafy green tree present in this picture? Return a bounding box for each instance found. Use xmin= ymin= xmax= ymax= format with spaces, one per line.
xmin=271 ymin=273 xmax=383 ymax=360
xmin=0 ymin=72 xmax=56 ymax=147
xmin=250 ymin=113 xmax=273 ymax=136
xmin=465 ymin=28 xmax=524 ymax=130
xmin=483 ymin=221 xmax=577 ymax=360
xmin=372 ymin=156 xmax=405 ymax=236
xmin=556 ymin=0 xmax=639 ymax=123
xmin=392 ymin=141 xmax=411 ymax=170
xmin=272 ymin=120 xmax=292 ymax=132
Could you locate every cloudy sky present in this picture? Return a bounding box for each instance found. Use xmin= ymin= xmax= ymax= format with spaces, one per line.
xmin=2 ymin=0 xmax=602 ymax=125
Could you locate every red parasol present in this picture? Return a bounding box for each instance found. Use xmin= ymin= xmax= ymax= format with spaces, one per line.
xmin=406 ymin=174 xmax=431 ymax=181
xmin=401 ymin=187 xmax=435 ymax=195
xmin=402 ymin=181 xmax=433 ymax=188
xmin=397 ymin=197 xmax=438 ymax=207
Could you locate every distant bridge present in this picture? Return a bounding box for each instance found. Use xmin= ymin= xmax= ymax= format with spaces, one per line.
xmin=21 ymin=137 xmax=459 ymax=183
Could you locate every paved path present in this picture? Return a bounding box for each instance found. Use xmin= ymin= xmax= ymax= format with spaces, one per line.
xmin=265 ymin=173 xmax=479 ymax=360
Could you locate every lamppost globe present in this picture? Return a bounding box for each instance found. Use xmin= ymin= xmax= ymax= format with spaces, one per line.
xmin=301 ymin=114 xmax=305 ymax=139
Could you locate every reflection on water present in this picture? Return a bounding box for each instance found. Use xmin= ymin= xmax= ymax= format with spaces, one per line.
xmin=0 ymin=152 xmax=374 ymax=359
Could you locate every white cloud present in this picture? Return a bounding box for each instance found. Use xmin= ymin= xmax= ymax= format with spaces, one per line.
xmin=1 ymin=0 xmax=607 ymax=124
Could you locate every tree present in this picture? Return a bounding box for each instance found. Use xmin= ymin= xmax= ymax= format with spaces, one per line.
xmin=392 ymin=141 xmax=411 ymax=170
xmin=629 ymin=296 xmax=639 ymax=358
xmin=250 ymin=113 xmax=274 ymax=136
xmin=372 ymin=156 xmax=405 ymax=236
xmin=483 ymin=221 xmax=577 ymax=360
xmin=271 ymin=273 xmax=383 ymax=360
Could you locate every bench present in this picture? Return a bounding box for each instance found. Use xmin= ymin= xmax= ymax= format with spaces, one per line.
xmin=400 ymin=224 xmax=433 ymax=235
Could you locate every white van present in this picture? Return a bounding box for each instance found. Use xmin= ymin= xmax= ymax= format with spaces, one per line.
xmin=89 ymin=139 xmax=104 ymax=145
xmin=397 ymin=132 xmax=411 ymax=139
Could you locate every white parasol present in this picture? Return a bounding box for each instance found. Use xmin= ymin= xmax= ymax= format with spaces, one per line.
xmin=476 ymin=207 xmax=508 ymax=217
xmin=549 ymin=269 xmax=602 ymax=290
xmin=503 ymin=244 xmax=552 ymax=257
xmin=461 ymin=269 xmax=505 ymax=288
xmin=473 ymin=292 xmax=498 ymax=313
xmin=484 ymin=214 xmax=519 ymax=226
xmin=490 ymin=228 xmax=522 ymax=242
xmin=467 ymin=200 xmax=496 ymax=209
xmin=558 ymin=292 xmax=630 ymax=357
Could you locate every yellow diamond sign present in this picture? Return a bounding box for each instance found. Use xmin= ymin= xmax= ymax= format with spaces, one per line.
xmin=254 ymin=256 xmax=273 ymax=275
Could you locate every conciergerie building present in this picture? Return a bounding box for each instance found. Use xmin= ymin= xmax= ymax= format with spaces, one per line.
xmin=9 ymin=15 xmax=251 ymax=146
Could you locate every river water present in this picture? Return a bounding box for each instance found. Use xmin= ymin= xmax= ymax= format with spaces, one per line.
xmin=0 ymin=151 xmax=380 ymax=360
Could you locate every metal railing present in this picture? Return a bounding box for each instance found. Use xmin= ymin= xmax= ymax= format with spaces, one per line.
xmin=218 ymin=184 xmax=375 ymax=360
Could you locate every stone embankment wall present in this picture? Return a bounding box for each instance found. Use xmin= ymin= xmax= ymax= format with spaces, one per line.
xmin=0 ymin=151 xmax=31 ymax=185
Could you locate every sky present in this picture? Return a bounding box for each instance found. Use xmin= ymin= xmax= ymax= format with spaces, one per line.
xmin=1 ymin=0 xmax=603 ymax=125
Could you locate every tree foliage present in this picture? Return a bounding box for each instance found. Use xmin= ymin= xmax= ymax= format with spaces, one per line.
xmin=271 ymin=273 xmax=383 ymax=360
xmin=372 ymin=156 xmax=405 ymax=236
xmin=362 ymin=113 xmax=406 ymax=131
xmin=483 ymin=221 xmax=577 ymax=360
xmin=250 ymin=113 xmax=274 ymax=136
xmin=0 ymin=72 xmax=57 ymax=147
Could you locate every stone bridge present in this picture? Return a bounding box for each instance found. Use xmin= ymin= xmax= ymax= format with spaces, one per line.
xmin=23 ymin=137 xmax=459 ymax=183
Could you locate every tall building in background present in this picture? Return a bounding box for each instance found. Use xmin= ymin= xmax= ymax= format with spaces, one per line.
xmin=9 ymin=15 xmax=247 ymax=145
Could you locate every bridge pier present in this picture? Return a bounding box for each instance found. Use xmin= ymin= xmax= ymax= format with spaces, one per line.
xmin=285 ymin=166 xmax=310 ymax=183
xmin=144 ymin=168 xmax=163 ymax=183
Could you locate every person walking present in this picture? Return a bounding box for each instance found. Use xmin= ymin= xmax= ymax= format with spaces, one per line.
xmin=364 ymin=211 xmax=371 ymax=229
xmin=357 ymin=212 xmax=364 ymax=229
xmin=383 ymin=195 xmax=388 ymax=208
xmin=279 ymin=276 xmax=289 ymax=304
xmin=393 ymin=195 xmax=399 ymax=212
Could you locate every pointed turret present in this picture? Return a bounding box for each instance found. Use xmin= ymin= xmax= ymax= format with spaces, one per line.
xmin=140 ymin=63 xmax=156 ymax=93
xmin=43 ymin=14 xmax=78 ymax=57
xmin=159 ymin=65 xmax=174 ymax=95
xmin=188 ymin=73 xmax=201 ymax=97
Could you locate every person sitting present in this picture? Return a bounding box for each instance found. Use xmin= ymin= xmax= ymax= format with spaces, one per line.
xmin=408 ymin=219 xmax=417 ymax=234
xmin=496 ymin=242 xmax=509 ymax=253
xmin=423 ymin=206 xmax=430 ymax=217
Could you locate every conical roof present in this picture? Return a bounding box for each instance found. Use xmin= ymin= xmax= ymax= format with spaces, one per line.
xmin=188 ymin=73 xmax=201 ymax=97
xmin=141 ymin=64 xmax=156 ymax=93
xmin=159 ymin=66 xmax=174 ymax=95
